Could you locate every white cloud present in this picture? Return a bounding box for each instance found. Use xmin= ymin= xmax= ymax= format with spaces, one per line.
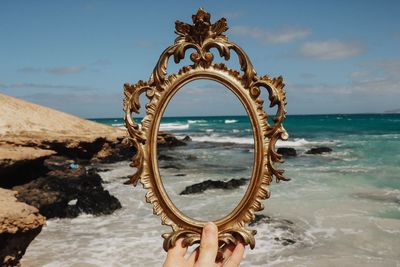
xmin=232 ymin=25 xmax=311 ymax=44
xmin=18 ymin=62 xmax=108 ymax=74
xmin=286 ymin=79 xmax=400 ymax=114
xmin=91 ymin=59 xmax=111 ymax=66
xmin=135 ymin=40 xmax=157 ymax=49
xmin=0 ymin=82 xmax=95 ymax=91
xmin=17 ymin=67 xmax=41 ymax=73
xmin=307 ymin=78 xmax=398 ymax=95
xmin=47 ymin=66 xmax=86 ymax=75
xmin=290 ymin=60 xmax=400 ymax=96
xmin=183 ymin=85 xmax=223 ymax=95
xmin=350 ymin=71 xmax=369 ymax=78
xmin=363 ymin=59 xmax=400 ymax=77
xmin=299 ymin=40 xmax=363 ymax=60
xmin=288 ymin=82 xmax=351 ymax=95
xmin=20 ymin=92 xmax=123 ymax=118
xmin=220 ymin=11 xmax=244 ymax=20
xmin=300 ymin=73 xmax=316 ymax=79
xmin=349 ymin=59 xmax=400 ymax=86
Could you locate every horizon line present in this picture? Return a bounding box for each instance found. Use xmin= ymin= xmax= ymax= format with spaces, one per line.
xmin=87 ymin=112 xmax=400 ymax=120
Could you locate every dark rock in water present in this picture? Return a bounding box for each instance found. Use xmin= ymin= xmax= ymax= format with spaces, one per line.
xmin=160 ymin=163 xmax=184 ymax=170
xmin=12 ymin=163 xmax=121 ymax=219
xmin=92 ymin=138 xmax=136 ymax=163
xmin=353 ymin=190 xmax=400 ymax=204
xmin=175 ymin=173 xmax=186 ymax=177
xmin=277 ymin=147 xmax=297 ymax=157
xmin=123 ymin=179 xmax=132 ymax=185
xmin=250 ymin=214 xmax=297 ymax=247
xmin=182 ymin=135 xmax=192 ymax=142
xmin=305 ymin=147 xmax=332 ymax=154
xmin=249 ymin=214 xmax=271 ymax=225
xmin=158 ymin=155 xmax=176 ymax=161
xmin=180 ymin=178 xmax=248 ymax=195
xmin=186 ymin=155 xmax=198 ymax=160
xmin=250 ymin=214 xmax=294 ymax=226
xmin=90 ymin=167 xmax=111 ymax=173
xmin=39 ymin=137 xmax=128 ymax=161
xmin=158 ymin=131 xmax=187 ymax=147
xmin=0 ymin=137 xmax=135 ymax=188
xmin=277 ymin=238 xmax=296 ymax=246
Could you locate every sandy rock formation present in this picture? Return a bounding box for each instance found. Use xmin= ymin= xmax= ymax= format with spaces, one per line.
xmin=0 ymin=188 xmax=45 ymax=267
xmin=0 ymin=93 xmax=124 ymax=141
xmin=157 ymin=131 xmax=187 ymax=147
xmin=0 ymin=93 xmax=132 ymax=187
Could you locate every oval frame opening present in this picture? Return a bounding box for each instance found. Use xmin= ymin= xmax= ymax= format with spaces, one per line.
xmin=153 ymin=75 xmax=259 ymax=224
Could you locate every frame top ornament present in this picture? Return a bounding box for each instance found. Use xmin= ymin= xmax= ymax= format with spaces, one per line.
xmin=123 ymin=8 xmax=289 ymax=255
xmin=175 ymin=8 xmax=228 ymax=45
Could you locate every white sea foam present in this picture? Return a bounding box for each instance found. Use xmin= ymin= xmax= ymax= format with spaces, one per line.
xmin=159 ymin=123 xmax=189 ymax=131
xmin=188 ymin=119 xmax=207 ymax=124
xmin=278 ymin=139 xmax=337 ymax=148
xmin=225 ymin=119 xmax=238 ymax=124
xmin=190 ymin=134 xmax=332 ymax=147
xmin=277 ymin=138 xmax=310 ymax=147
xmin=191 ymin=134 xmax=254 ymax=144
xmin=21 ymin=141 xmax=400 ymax=266
xmin=111 ymin=123 xmax=126 ymax=130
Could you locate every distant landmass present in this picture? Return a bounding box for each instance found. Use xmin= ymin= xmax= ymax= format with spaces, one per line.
xmin=384 ymin=108 xmax=400 ymax=114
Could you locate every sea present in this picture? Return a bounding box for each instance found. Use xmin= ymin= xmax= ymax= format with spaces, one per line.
xmin=22 ymin=114 xmax=400 ymax=266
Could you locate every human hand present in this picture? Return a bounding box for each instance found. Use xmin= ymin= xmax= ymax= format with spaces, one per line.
xmin=163 ymin=222 xmax=245 ymax=267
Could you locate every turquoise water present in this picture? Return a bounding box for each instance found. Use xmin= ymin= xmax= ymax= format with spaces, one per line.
xmin=23 ymin=114 xmax=400 ymax=266
xmin=93 ymin=113 xmax=400 ymax=138
xmin=93 ymin=114 xmax=400 ymax=191
xmin=98 ymin=114 xmax=400 ymax=263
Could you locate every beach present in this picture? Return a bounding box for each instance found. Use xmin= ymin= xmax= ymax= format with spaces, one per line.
xmin=19 ymin=114 xmax=400 ymax=266
xmin=2 ymin=1 xmax=399 ymax=266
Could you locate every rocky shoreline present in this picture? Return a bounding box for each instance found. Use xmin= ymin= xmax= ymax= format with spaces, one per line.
xmin=1 ymin=129 xmax=332 ymax=265
xmin=0 ymin=93 xmax=196 ymax=265
xmin=0 ymin=130 xmax=193 ymax=265
xmin=0 ymin=94 xmax=137 ymax=265
xmin=0 ymin=136 xmax=132 ymax=265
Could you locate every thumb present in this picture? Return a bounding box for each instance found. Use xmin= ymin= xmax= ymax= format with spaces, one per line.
xmin=195 ymin=222 xmax=218 ymax=266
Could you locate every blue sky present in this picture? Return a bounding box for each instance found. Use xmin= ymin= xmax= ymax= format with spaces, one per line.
xmin=1 ymin=0 xmax=399 ymax=118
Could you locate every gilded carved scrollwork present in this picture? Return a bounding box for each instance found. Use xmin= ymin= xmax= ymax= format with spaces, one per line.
xmin=123 ymin=8 xmax=289 ymax=252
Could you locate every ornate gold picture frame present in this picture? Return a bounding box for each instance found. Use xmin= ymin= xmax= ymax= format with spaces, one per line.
xmin=123 ymin=8 xmax=288 ymax=252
